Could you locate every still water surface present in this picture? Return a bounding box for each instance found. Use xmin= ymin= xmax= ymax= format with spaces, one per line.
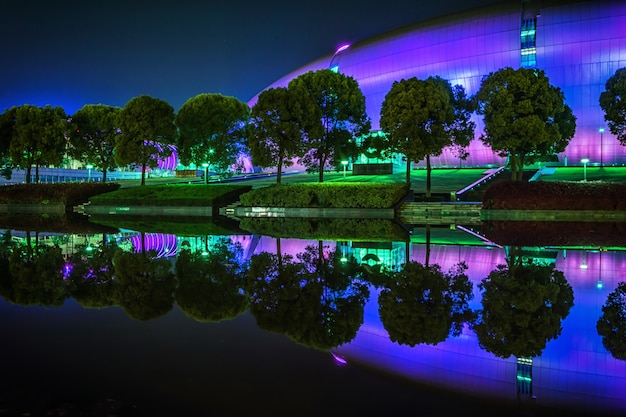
xmin=1 ymin=221 xmax=624 ymax=417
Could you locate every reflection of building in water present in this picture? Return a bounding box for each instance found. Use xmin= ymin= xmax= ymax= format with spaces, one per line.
xmin=334 ymin=244 xmax=626 ymax=416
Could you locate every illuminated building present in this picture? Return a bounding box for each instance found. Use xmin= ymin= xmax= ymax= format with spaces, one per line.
xmin=249 ymin=0 xmax=626 ymax=169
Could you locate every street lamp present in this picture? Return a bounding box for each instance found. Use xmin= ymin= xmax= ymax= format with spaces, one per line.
xmin=86 ymin=164 xmax=93 ymax=182
xmin=599 ymin=128 xmax=604 ymax=167
xmin=580 ymin=158 xmax=589 ymax=181
xmin=341 ymin=160 xmax=348 ymax=179
xmin=329 ymin=43 xmax=350 ymax=73
xmin=202 ymin=163 xmax=209 ymax=185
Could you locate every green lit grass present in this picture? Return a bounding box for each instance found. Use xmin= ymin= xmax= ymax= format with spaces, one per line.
xmin=538 ymin=166 xmax=626 ymax=183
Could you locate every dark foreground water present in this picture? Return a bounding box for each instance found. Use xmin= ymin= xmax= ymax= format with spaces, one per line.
xmin=1 ymin=299 xmax=518 ymax=417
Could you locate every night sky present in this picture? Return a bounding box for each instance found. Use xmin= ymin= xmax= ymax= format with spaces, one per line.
xmin=1 ymin=0 xmax=502 ymax=114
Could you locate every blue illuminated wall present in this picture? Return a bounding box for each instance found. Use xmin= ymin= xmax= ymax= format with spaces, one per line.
xmin=249 ymin=0 xmax=626 ymax=168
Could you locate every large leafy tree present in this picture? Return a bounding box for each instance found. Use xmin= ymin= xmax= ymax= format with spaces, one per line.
xmin=0 ymin=108 xmax=16 ymax=179
xmin=8 ymin=104 xmax=68 ymax=183
xmin=599 ymin=67 xmax=626 ymax=145
xmin=475 ymin=67 xmax=576 ymax=181
xmin=247 ymin=86 xmax=312 ymax=183
xmin=68 ymin=104 xmax=121 ymax=182
xmin=287 ymin=69 xmax=370 ymax=182
xmin=116 ymin=95 xmax=177 ymax=186
xmin=379 ymin=76 xmax=475 ymax=190
xmin=175 ymin=93 xmax=249 ymax=177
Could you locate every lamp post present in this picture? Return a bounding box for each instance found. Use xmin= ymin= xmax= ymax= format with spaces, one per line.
xmin=341 ymin=160 xmax=348 ymax=179
xmin=329 ymin=43 xmax=350 ymax=73
xmin=599 ymin=128 xmax=604 ymax=167
xmin=580 ymin=158 xmax=589 ymax=181
xmin=202 ymin=163 xmax=209 ymax=185
xmin=86 ymin=164 xmax=93 ymax=182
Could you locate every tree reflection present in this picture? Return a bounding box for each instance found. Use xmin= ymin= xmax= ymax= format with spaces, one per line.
xmin=112 ymin=249 xmax=176 ymax=321
xmin=473 ymin=247 xmax=574 ymax=358
xmin=66 ymin=239 xmax=118 ymax=309
xmin=596 ymin=282 xmax=626 ymax=360
xmin=378 ymin=261 xmax=474 ymax=347
xmin=174 ymin=238 xmax=248 ymax=322
xmin=247 ymin=240 xmax=369 ymax=350
xmin=3 ymin=237 xmax=68 ymax=307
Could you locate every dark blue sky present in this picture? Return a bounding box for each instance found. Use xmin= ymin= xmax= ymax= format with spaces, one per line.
xmin=1 ymin=0 xmax=501 ymax=114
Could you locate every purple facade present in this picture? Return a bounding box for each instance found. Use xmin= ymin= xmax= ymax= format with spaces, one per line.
xmin=249 ymin=0 xmax=626 ymax=168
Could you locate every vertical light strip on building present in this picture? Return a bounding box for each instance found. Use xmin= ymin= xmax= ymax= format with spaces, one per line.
xmin=520 ymin=18 xmax=537 ymax=68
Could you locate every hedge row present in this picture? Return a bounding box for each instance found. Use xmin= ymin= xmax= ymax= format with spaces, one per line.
xmin=482 ymin=180 xmax=626 ymax=210
xmin=239 ymin=183 xmax=410 ymax=209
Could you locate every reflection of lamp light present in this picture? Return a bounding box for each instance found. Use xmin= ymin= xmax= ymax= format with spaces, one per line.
xmin=597 ymin=248 xmax=604 ymax=289
xmin=341 ymin=160 xmax=348 ymax=179
xmin=330 ymin=351 xmax=347 ymax=366
xmin=580 ymin=250 xmax=587 ymax=269
xmin=580 ymin=158 xmax=589 ymax=181
xmin=86 ymin=164 xmax=93 ymax=182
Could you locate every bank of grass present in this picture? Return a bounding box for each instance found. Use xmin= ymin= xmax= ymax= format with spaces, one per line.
xmin=87 ymin=183 xmax=252 ymax=206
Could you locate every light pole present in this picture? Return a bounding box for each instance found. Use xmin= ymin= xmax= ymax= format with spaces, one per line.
xmin=341 ymin=160 xmax=348 ymax=179
xmin=581 ymin=158 xmax=589 ymax=181
xmin=599 ymin=128 xmax=604 ymax=167
xmin=202 ymin=163 xmax=209 ymax=185
xmin=329 ymin=43 xmax=350 ymax=73
xmin=86 ymin=164 xmax=93 ymax=182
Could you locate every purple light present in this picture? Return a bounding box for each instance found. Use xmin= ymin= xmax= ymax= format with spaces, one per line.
xmin=334 ymin=44 xmax=350 ymax=54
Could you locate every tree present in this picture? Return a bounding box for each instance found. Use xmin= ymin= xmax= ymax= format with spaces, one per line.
xmin=175 ymin=93 xmax=249 ymax=178
xmin=379 ymin=77 xmax=475 ymax=191
xmin=599 ymin=67 xmax=626 ymax=145
xmin=116 ymin=95 xmax=177 ymax=186
xmin=247 ymin=86 xmax=311 ymax=183
xmin=68 ymin=104 xmax=121 ymax=182
xmin=475 ymin=67 xmax=576 ymax=181
xmin=8 ymin=104 xmax=68 ymax=183
xmin=287 ymin=69 xmax=370 ymax=182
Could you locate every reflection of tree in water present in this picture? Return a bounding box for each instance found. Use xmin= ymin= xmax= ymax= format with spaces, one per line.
xmin=175 ymin=238 xmax=248 ymax=322
xmin=473 ymin=248 xmax=574 ymax=358
xmin=66 ymin=238 xmax=118 ymax=309
xmin=113 ymin=249 xmax=176 ymax=321
xmin=247 ymin=240 xmax=369 ymax=351
xmin=0 ymin=231 xmax=68 ymax=307
xmin=378 ymin=261 xmax=474 ymax=347
xmin=597 ymin=282 xmax=626 ymax=360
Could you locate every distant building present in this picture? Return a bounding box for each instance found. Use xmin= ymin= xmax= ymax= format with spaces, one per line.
xmin=249 ymin=0 xmax=626 ymax=169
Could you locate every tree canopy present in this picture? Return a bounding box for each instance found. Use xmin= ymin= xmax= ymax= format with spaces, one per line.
xmin=116 ymin=95 xmax=177 ymax=186
xmin=599 ymin=67 xmax=626 ymax=145
xmin=68 ymin=104 xmax=121 ymax=182
xmin=287 ymin=69 xmax=370 ymax=182
xmin=175 ymin=93 xmax=249 ymax=176
xmin=379 ymin=76 xmax=475 ymax=190
xmin=7 ymin=104 xmax=68 ymax=183
xmin=247 ymin=86 xmax=312 ymax=183
xmin=475 ymin=67 xmax=576 ymax=181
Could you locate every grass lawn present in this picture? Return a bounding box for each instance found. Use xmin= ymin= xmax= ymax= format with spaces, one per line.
xmin=537 ymin=166 xmax=626 ymax=183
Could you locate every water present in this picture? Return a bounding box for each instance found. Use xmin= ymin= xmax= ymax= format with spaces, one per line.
xmin=1 ymin=223 xmax=624 ymax=417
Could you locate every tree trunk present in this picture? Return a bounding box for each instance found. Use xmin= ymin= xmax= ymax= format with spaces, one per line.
xmin=318 ymin=156 xmax=325 ymax=182
xmin=102 ymin=169 xmax=107 ymax=183
xmin=405 ymin=158 xmax=411 ymax=184
xmin=426 ymin=155 xmax=432 ymax=198
xmin=35 ymin=164 xmax=40 ymax=183
xmin=141 ymin=163 xmax=147 ymax=186
xmin=277 ymin=155 xmax=283 ymax=184
xmin=425 ymin=224 xmax=431 ymax=267
xmin=26 ymin=166 xmax=32 ymax=184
